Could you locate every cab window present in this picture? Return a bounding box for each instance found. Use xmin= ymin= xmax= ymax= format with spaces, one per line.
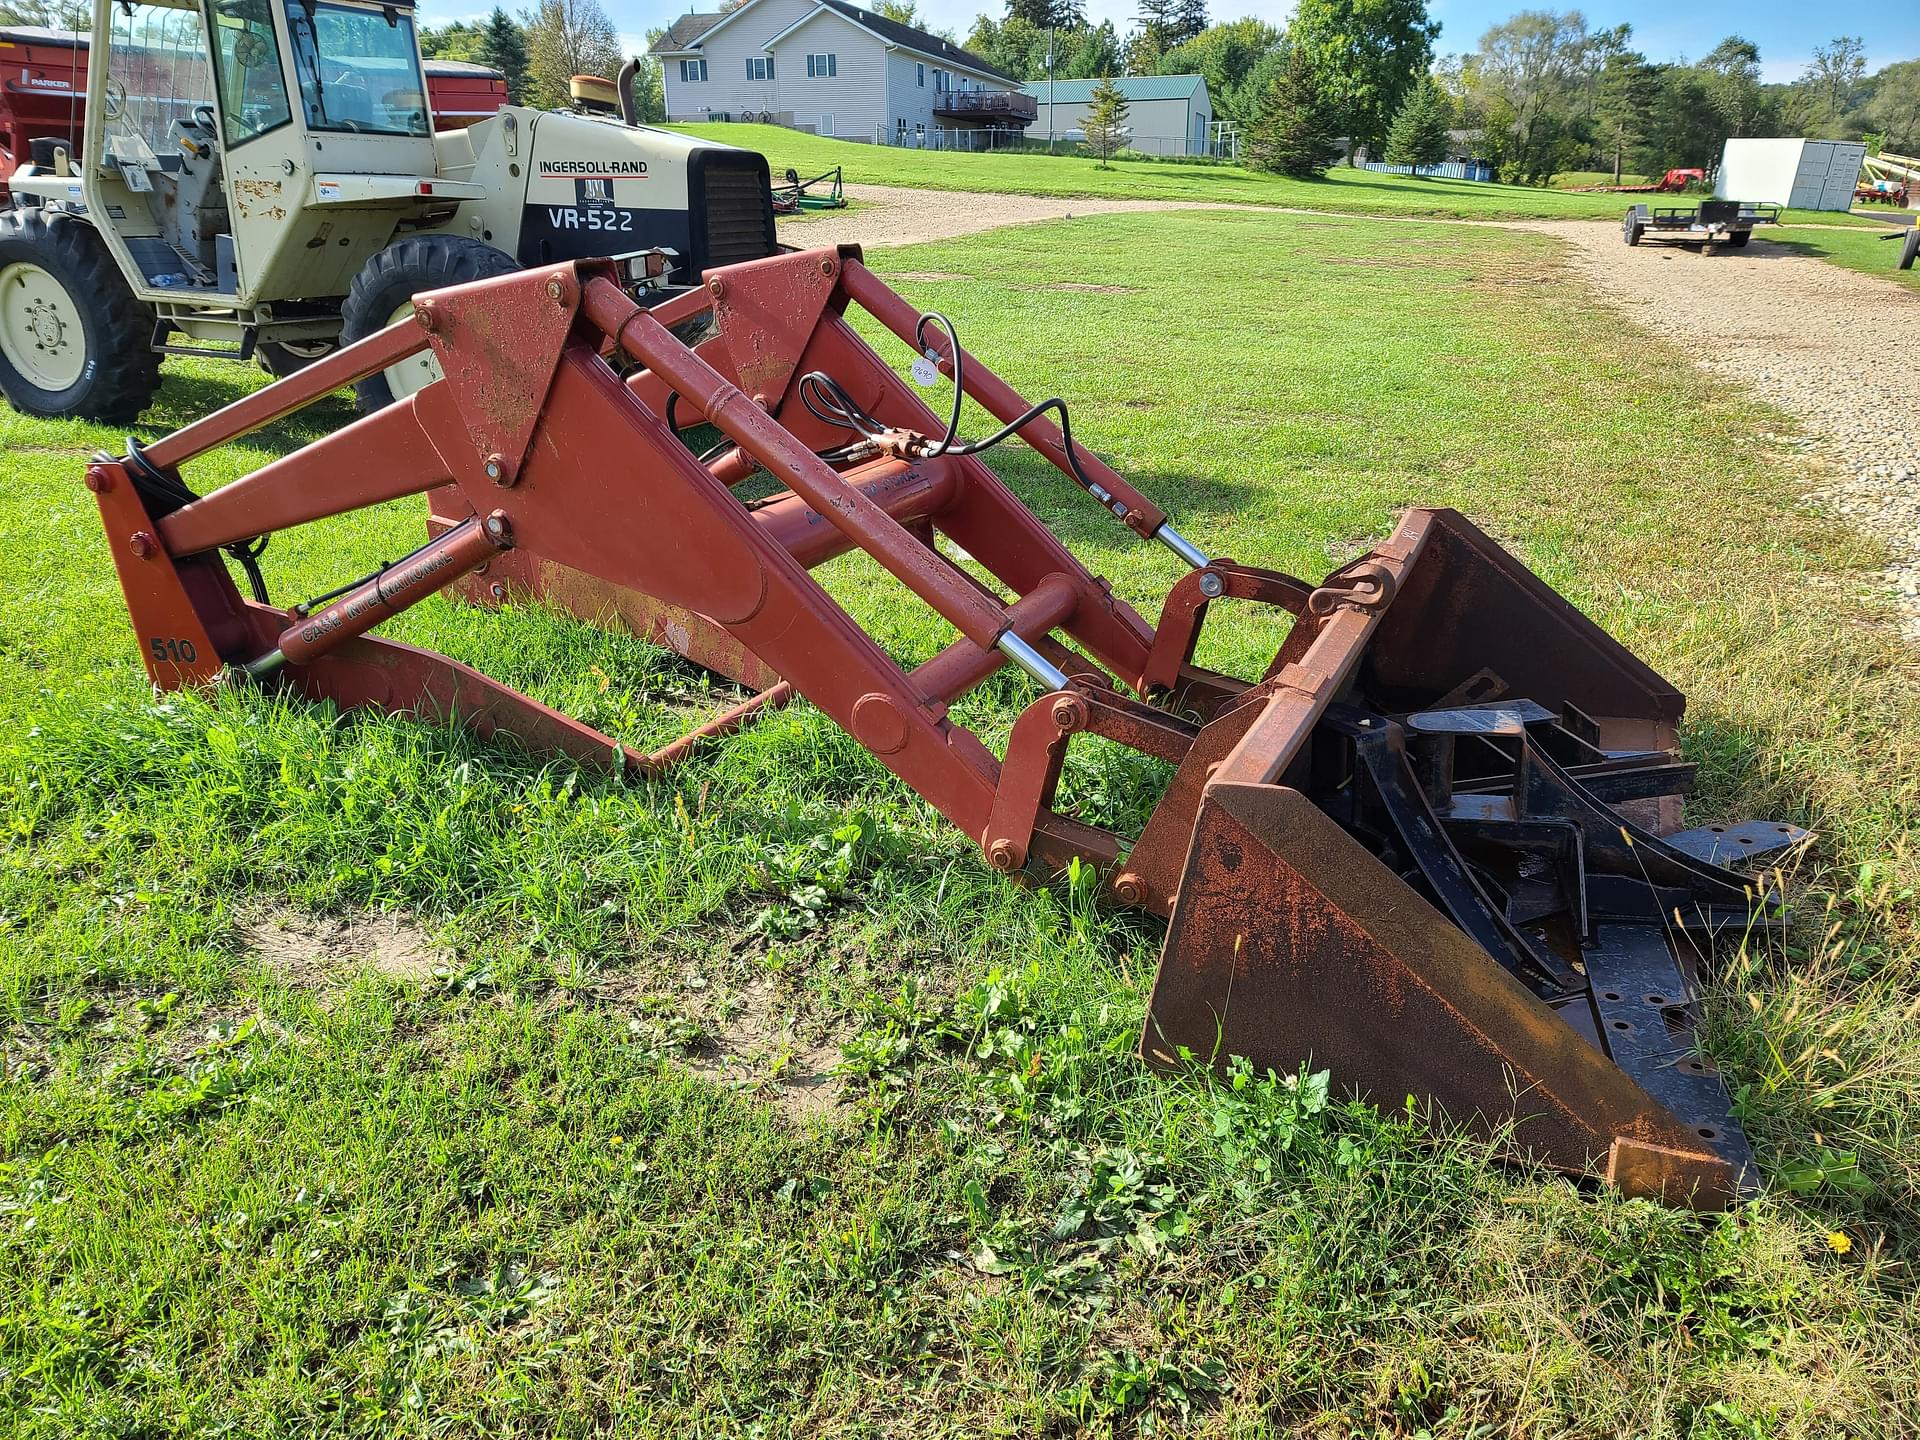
xmin=105 ymin=0 xmax=215 ymax=157
xmin=287 ymin=0 xmax=430 ymax=137
xmin=209 ymin=0 xmax=293 ymax=144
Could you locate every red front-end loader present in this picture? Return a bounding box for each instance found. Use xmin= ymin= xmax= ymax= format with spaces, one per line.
xmin=86 ymin=246 xmax=1810 ymax=1208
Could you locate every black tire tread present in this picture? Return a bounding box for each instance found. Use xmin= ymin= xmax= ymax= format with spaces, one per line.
xmin=338 ymin=234 xmax=518 ymax=412
xmin=0 ymin=208 xmax=160 ymax=421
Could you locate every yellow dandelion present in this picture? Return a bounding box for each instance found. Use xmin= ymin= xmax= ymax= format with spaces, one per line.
xmin=1827 ymin=1231 xmax=1852 ymax=1255
xmin=609 ymin=1134 xmax=624 ymax=1148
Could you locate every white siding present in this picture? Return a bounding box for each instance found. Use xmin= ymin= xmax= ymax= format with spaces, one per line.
xmin=765 ymin=11 xmax=886 ymax=138
xmin=1036 ymin=97 xmax=1182 ymax=144
xmin=660 ymin=0 xmax=814 ymax=121
xmin=882 ymin=49 xmax=1012 ymax=143
xmin=659 ymin=0 xmax=1020 ymax=142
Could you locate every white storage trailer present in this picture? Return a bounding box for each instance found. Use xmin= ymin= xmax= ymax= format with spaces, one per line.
xmin=1715 ymin=139 xmax=1867 ymax=212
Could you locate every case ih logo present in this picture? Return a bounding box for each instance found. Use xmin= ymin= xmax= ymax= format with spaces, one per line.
xmin=539 ymin=159 xmax=649 ymax=176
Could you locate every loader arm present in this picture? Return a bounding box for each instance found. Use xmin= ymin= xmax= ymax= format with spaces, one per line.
xmin=90 ymin=246 xmax=1810 ymax=1209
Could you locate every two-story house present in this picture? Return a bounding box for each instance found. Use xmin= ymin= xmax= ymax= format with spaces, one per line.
xmin=652 ymin=0 xmax=1035 ymax=145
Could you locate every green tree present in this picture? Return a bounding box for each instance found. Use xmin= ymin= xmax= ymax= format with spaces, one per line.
xmin=0 ymin=0 xmax=89 ymax=27
xmin=966 ymin=14 xmax=1054 ymax=79
xmin=1864 ymin=59 xmax=1920 ymax=153
xmin=1005 ymin=0 xmax=1080 ymax=27
xmin=1383 ymin=75 xmax=1451 ymax=171
xmin=1594 ymin=46 xmax=1654 ymax=181
xmin=1159 ymin=18 xmax=1283 ymax=122
xmin=525 ymin=0 xmax=622 ymax=110
xmin=1697 ymin=36 xmax=1768 ymax=140
xmin=1080 ymin=73 xmax=1130 ymax=165
xmin=1062 ymin=22 xmax=1121 ymax=80
xmin=1641 ymin=62 xmax=1720 ymax=170
xmin=627 ymin=36 xmax=666 ymax=123
xmin=1794 ymin=35 xmax=1866 ymax=138
xmin=420 ymin=19 xmax=487 ymax=61
xmin=1286 ymin=0 xmax=1438 ymax=161
xmin=1462 ymin=10 xmax=1587 ymax=181
xmin=1130 ymin=0 xmax=1176 ymax=74
xmin=1242 ymin=45 xmax=1341 ymax=176
xmin=478 ymin=8 xmax=532 ymax=102
xmin=1169 ymin=0 xmax=1207 ymax=49
xmin=872 ymin=0 xmax=921 ymax=25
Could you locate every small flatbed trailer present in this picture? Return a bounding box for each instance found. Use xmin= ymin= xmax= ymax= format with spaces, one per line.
xmin=1622 ymin=199 xmax=1781 ymax=252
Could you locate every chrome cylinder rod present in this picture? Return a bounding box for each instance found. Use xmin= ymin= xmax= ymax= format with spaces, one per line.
xmin=995 ymin=632 xmax=1073 ymax=692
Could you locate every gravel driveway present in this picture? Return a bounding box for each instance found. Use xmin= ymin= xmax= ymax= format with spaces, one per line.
xmin=782 ymin=187 xmax=1920 ymax=635
xmin=776 ymin=182 xmax=1242 ymax=248
xmin=1522 ymin=222 xmax=1920 ymax=635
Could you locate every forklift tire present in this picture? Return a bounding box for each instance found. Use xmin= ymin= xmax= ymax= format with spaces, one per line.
xmin=0 ymin=209 xmax=160 ymax=421
xmin=339 ymin=234 xmax=518 ymax=413
xmin=257 ymin=340 xmax=336 ymax=378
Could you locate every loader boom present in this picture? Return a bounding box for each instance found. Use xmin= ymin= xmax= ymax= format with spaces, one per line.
xmin=90 ymin=246 xmax=1810 ymax=1208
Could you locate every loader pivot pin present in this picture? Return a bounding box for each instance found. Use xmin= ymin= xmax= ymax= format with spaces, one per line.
xmin=92 ymin=249 xmax=1813 ymax=1209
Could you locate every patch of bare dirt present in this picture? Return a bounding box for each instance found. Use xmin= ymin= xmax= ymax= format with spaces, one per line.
xmin=685 ymin=977 xmax=845 ymax=1124
xmin=238 ymin=906 xmax=442 ymax=988
xmin=581 ymin=953 xmax=849 ymax=1125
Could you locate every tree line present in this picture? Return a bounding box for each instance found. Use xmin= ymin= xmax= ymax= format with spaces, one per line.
xmin=420 ymin=0 xmax=668 ymax=121
xmin=415 ymin=0 xmax=1915 ymax=186
xmin=958 ymin=0 xmax=1918 ymax=181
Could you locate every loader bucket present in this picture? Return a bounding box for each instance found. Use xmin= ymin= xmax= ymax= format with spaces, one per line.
xmin=90 ymin=250 xmax=1807 ymax=1208
xmin=1139 ymin=510 xmax=1803 ymax=1207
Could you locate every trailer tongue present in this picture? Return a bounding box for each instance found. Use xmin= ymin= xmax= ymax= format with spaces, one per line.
xmin=89 ymin=246 xmax=1809 ymax=1207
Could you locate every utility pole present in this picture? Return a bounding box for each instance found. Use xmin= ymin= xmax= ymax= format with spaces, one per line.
xmin=1046 ymin=25 xmax=1056 ymax=153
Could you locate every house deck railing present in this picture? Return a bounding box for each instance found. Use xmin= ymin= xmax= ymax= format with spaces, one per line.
xmin=931 ymin=90 xmax=1037 ymax=121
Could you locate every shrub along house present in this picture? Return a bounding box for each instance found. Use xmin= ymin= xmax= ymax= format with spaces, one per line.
xmin=653 ymin=0 xmax=1034 ymax=145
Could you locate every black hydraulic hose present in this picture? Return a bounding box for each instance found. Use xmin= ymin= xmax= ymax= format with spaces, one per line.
xmin=910 ymin=311 xmax=1105 ymax=494
xmin=122 ymin=437 xmax=271 ymax=605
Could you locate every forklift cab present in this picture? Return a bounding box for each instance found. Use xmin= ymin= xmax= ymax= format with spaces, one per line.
xmin=77 ymin=0 xmax=460 ymax=309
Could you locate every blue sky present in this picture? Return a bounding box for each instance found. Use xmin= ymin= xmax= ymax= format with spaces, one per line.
xmin=423 ymin=0 xmax=1917 ymax=83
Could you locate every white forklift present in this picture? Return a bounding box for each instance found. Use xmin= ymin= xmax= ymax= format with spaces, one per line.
xmin=0 ymin=0 xmax=776 ymax=418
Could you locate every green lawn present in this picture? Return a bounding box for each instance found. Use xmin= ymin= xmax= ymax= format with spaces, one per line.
xmin=1761 ymin=221 xmax=1920 ymax=293
xmin=3 ymin=209 xmax=1918 ymax=1435
xmin=675 ymin=122 xmax=1890 ymax=230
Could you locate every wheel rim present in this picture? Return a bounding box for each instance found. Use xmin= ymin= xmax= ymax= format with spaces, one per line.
xmin=381 ymin=301 xmax=442 ymax=398
xmin=0 ymin=261 xmax=87 ymax=392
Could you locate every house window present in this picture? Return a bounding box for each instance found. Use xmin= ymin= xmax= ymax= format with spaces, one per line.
xmin=745 ymin=56 xmax=774 ymax=81
xmin=806 ymin=52 xmax=837 ymax=78
xmin=679 ymin=58 xmax=707 ymax=83
xmin=934 ymin=69 xmax=948 ymax=92
xmin=916 ymin=62 xmax=924 ymax=86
